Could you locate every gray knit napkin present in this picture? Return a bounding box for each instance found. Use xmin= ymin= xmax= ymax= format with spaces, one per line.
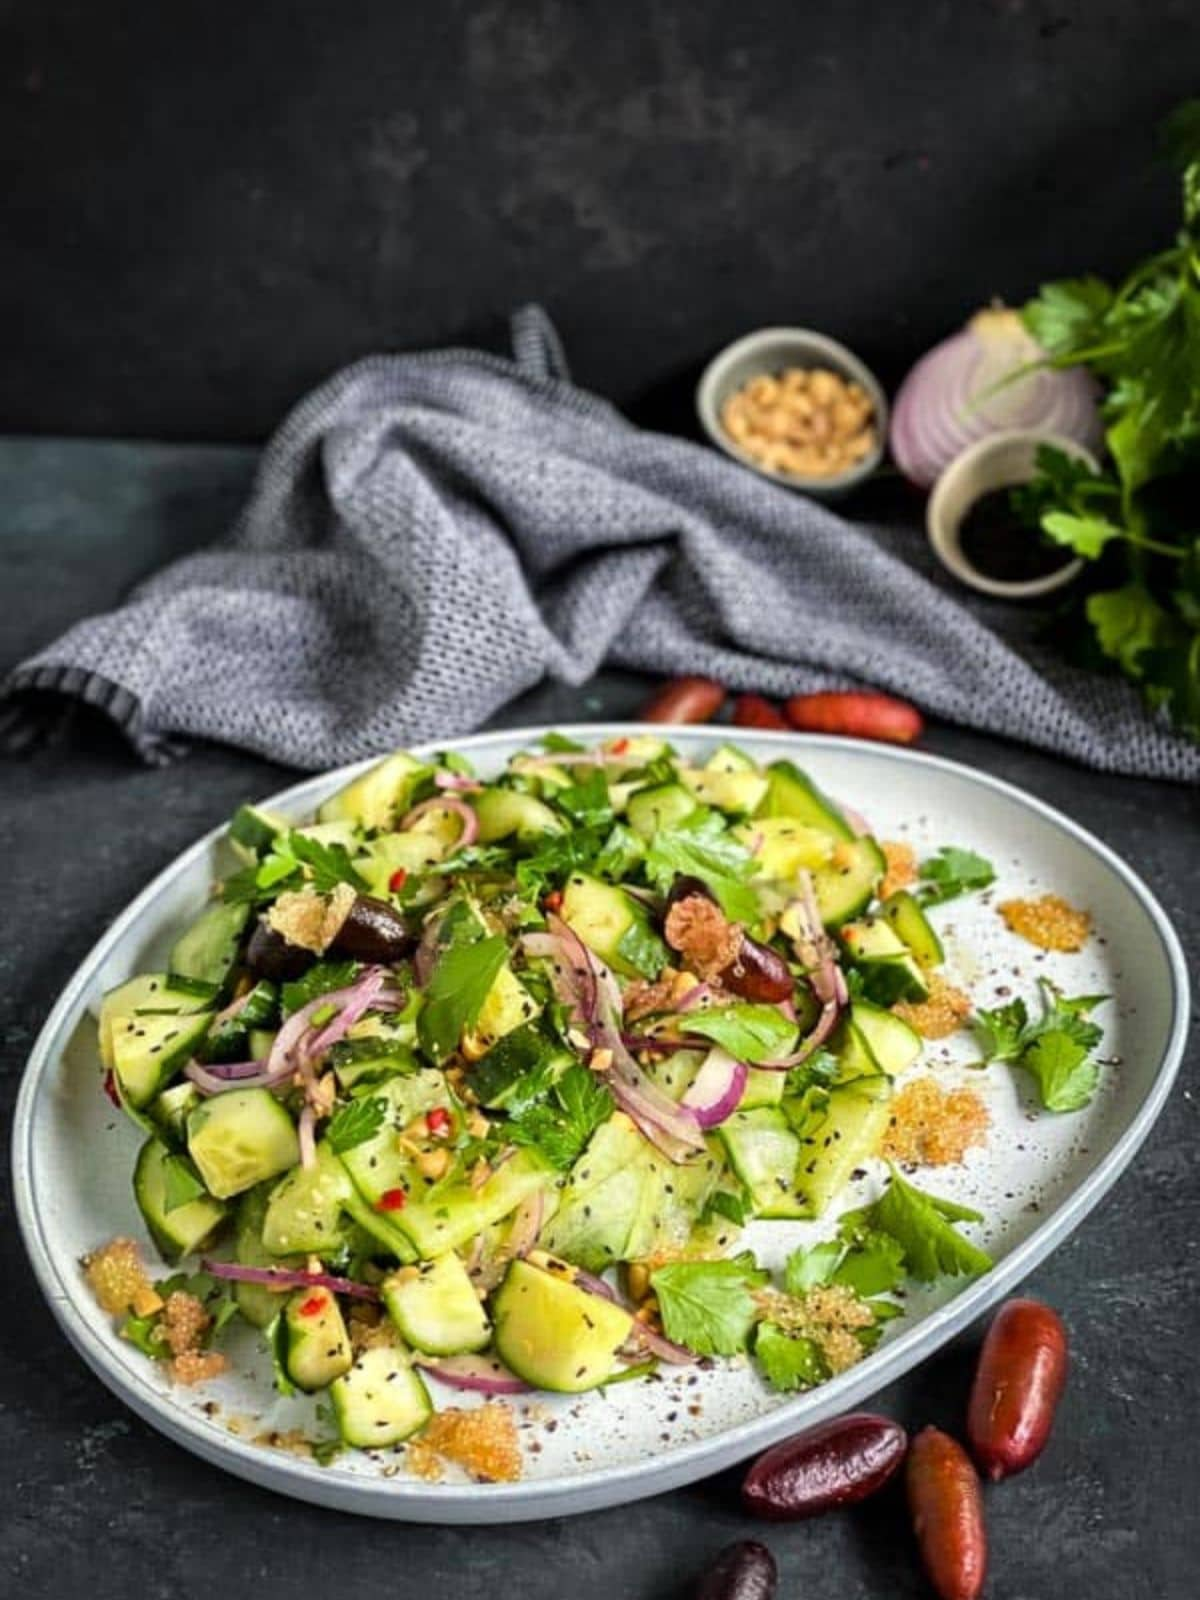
xmin=4 ymin=307 xmax=1197 ymax=782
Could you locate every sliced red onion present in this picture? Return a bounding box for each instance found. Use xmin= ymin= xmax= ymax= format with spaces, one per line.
xmin=213 ymin=988 xmax=254 ymax=1029
xmin=414 ymin=1352 xmax=530 ymax=1396
xmin=526 ymin=915 xmax=598 ymax=1029
xmin=680 ymin=1047 xmax=748 ymax=1129
xmin=433 ymin=770 xmax=483 ymax=794
xmin=890 ymin=308 xmax=1103 ymax=489
xmin=265 ymin=964 xmax=395 ymax=1091
xmin=749 ymin=876 xmax=847 ymax=1071
xmin=397 ymin=794 xmax=479 ymax=847
xmin=626 ymin=1319 xmax=697 ymax=1367
xmin=201 ymin=1260 xmax=380 ymax=1301
xmin=184 ymin=1058 xmax=268 ymax=1095
xmin=413 ymin=910 xmax=445 ymax=987
xmin=298 ymin=1103 xmax=317 ymax=1171
xmin=675 ymin=982 xmax=715 ymax=1014
xmin=573 ymin=1267 xmax=623 ymax=1305
xmin=505 ymin=1190 xmax=545 ymax=1261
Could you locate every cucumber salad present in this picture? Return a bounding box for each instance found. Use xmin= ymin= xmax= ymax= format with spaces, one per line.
xmin=87 ymin=733 xmax=1080 ymax=1466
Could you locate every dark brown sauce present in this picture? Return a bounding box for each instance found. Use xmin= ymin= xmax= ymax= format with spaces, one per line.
xmin=959 ymin=490 xmax=1073 ymax=584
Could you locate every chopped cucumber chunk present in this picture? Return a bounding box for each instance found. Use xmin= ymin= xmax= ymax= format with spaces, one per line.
xmin=382 ymin=1255 xmax=491 ymax=1356
xmin=331 ymin=1346 xmax=432 ymax=1447
xmin=493 ymin=1258 xmax=632 ymax=1393
xmin=133 ymin=1137 xmax=228 ymax=1262
xmin=168 ymin=900 xmax=250 ymax=992
xmin=279 ymin=1288 xmax=353 ymax=1391
xmin=187 ymin=1088 xmax=299 ymax=1200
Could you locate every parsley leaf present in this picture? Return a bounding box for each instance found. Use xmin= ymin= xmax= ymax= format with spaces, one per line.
xmin=1041 ymin=512 xmax=1125 ymax=560
xmin=616 ymin=917 xmax=669 ymax=980
xmin=280 ymin=960 xmax=362 ymax=1017
xmin=1022 ymin=275 xmax=1114 ymax=358
xmin=417 ymin=935 xmax=508 ymax=1063
xmin=554 ymin=769 xmax=614 ymax=830
xmin=539 ymin=732 xmax=586 ymax=752
xmin=754 ymin=1323 xmax=827 ymax=1392
xmin=593 ymin=822 xmax=645 ymax=881
xmin=644 ymin=811 xmax=759 ymax=923
xmin=974 ymin=996 xmax=1029 ymax=1063
xmin=161 ymin=1155 xmax=208 ymax=1215
xmin=326 ymin=1095 xmax=388 ymax=1154
xmin=783 ymin=1240 xmax=843 ymax=1293
xmin=1086 ymin=585 xmax=1171 ymax=678
xmin=680 ymin=1004 xmax=798 ymax=1064
xmin=1021 ymin=1031 xmax=1100 ymax=1112
xmin=865 ymin=1167 xmax=992 ymax=1283
xmin=831 ymin=1227 xmax=908 ymax=1299
xmin=976 ymin=983 xmax=1108 ymax=1111
xmin=917 ymin=846 xmax=996 ymax=907
xmin=650 ymin=1254 xmax=770 ymax=1356
xmin=506 ymin=1063 xmax=614 ymax=1169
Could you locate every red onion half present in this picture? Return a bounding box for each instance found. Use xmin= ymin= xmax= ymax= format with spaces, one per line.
xmin=890 ymin=308 xmax=1102 ymax=489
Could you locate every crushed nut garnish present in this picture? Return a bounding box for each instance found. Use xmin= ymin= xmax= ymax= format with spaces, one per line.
xmin=348 ymin=1303 xmax=397 ymax=1355
xmin=754 ymin=1283 xmax=873 ymax=1375
xmin=407 ymin=1403 xmax=522 ymax=1483
xmin=893 ymin=972 xmax=973 ymax=1038
xmin=999 ymin=895 xmax=1091 ymax=953
xmin=83 ymin=1237 xmax=155 ymax=1316
xmin=267 ymin=882 xmax=356 ymax=954
xmin=881 ymin=1078 xmax=990 ymax=1166
xmin=880 ymin=840 xmax=918 ymax=900
xmin=170 ymin=1350 xmax=229 ymax=1386
xmin=664 ymin=898 xmax=742 ymax=981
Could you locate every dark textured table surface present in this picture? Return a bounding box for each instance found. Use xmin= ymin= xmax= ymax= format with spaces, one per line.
xmin=1 ymin=438 xmax=1196 ymax=1598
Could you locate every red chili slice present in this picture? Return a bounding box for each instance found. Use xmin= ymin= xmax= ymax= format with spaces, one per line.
xmin=388 ymin=867 xmax=408 ymax=892
xmin=298 ymin=1293 xmax=327 ymax=1318
xmin=426 ymin=1108 xmax=452 ymax=1138
xmin=376 ymin=1187 xmax=408 ymax=1212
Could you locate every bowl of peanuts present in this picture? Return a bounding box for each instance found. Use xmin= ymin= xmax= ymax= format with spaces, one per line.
xmin=697 ymin=327 xmax=887 ymax=496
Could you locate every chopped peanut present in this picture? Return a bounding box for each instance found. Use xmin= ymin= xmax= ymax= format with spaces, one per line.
xmin=720 ymin=366 xmax=877 ymax=480
xmin=882 ymin=1078 xmax=990 ymax=1166
xmin=999 ymin=895 xmax=1091 ymax=953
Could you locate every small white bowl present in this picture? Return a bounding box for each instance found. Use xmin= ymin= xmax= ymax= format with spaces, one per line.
xmin=927 ymin=429 xmax=1098 ymax=600
xmin=696 ymin=326 xmax=888 ymax=498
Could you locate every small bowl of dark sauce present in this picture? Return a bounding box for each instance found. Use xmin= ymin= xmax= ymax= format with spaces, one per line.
xmin=927 ymin=430 xmax=1097 ymax=600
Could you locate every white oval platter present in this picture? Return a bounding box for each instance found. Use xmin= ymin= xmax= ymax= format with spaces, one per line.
xmin=13 ymin=726 xmax=1190 ymax=1522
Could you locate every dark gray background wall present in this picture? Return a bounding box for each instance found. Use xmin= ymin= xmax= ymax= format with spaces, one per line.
xmin=2 ymin=0 xmax=1195 ymax=442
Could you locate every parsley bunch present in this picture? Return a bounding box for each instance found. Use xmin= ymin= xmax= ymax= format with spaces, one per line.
xmin=1018 ymin=100 xmax=1200 ymax=739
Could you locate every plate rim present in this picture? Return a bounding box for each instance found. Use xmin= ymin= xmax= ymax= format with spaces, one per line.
xmin=13 ymin=725 xmax=1192 ymax=1521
